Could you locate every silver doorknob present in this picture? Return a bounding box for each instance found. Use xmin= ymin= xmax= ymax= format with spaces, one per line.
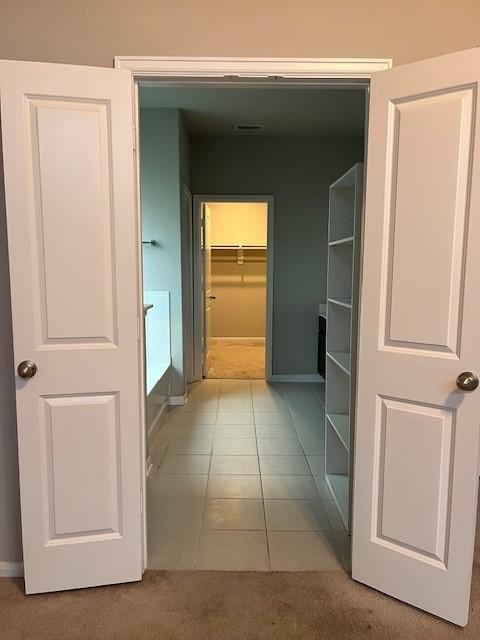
xmin=17 ymin=360 xmax=37 ymax=379
xmin=456 ymin=371 xmax=478 ymax=391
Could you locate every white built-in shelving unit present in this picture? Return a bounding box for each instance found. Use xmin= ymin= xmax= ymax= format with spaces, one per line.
xmin=325 ymin=163 xmax=363 ymax=532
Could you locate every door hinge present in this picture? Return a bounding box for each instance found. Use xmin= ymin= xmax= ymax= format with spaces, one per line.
xmin=140 ymin=491 xmax=143 ymax=514
xmin=137 ymin=316 xmax=141 ymax=341
xmin=132 ymin=126 xmax=137 ymax=151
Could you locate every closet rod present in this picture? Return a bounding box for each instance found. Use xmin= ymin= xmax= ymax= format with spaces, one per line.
xmin=211 ymin=245 xmax=266 ymax=250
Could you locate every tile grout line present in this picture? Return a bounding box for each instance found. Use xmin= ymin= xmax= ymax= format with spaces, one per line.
xmin=150 ymin=380 xmax=344 ymax=571
xmin=193 ymin=381 xmax=219 ymax=569
xmin=253 ymin=381 xmax=273 ymax=571
xmin=284 ymin=384 xmax=346 ymax=565
xmin=283 ymin=390 xmax=319 ymax=489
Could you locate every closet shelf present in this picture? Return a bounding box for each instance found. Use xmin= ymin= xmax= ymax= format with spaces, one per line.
xmin=325 ymin=162 xmax=363 ymax=534
xmin=326 ymin=351 xmax=350 ymax=375
xmin=328 ymin=297 xmax=352 ymax=309
xmin=328 ymin=236 xmax=354 ymax=247
xmin=329 ymin=165 xmax=357 ymax=189
xmin=326 ymin=413 xmax=350 ymax=451
xmin=211 ymin=244 xmax=266 ymax=250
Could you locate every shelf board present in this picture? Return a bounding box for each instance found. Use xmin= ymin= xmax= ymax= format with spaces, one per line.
xmin=326 ymin=351 xmax=350 ymax=375
xmin=211 ymin=245 xmax=266 ymax=250
xmin=328 ymin=297 xmax=352 ymax=309
xmin=329 ymin=165 xmax=357 ymax=189
xmin=325 ymin=473 xmax=349 ymax=529
xmin=326 ymin=413 xmax=350 ymax=451
xmin=329 ymin=236 xmax=354 ymax=247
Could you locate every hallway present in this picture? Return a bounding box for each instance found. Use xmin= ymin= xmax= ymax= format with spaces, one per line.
xmin=147 ymin=379 xmax=349 ymax=571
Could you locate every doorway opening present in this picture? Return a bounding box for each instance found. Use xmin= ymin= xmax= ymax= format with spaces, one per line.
xmin=138 ymin=80 xmax=366 ymax=572
xmin=196 ymin=197 xmax=273 ymax=381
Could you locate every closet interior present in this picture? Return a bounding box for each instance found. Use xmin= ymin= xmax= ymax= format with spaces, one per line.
xmin=205 ymin=202 xmax=268 ymax=380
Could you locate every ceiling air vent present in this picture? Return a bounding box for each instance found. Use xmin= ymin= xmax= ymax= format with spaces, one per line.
xmin=234 ymin=124 xmax=264 ymax=132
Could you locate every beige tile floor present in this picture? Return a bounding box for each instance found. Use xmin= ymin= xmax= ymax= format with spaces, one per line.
xmin=147 ymin=379 xmax=351 ymax=571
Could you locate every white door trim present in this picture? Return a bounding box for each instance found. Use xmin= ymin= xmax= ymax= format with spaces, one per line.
xmin=193 ymin=195 xmax=274 ymax=381
xmin=182 ymin=186 xmax=195 ymax=384
xmin=114 ymin=56 xmax=392 ymax=79
xmin=121 ymin=54 xmax=389 ymax=574
xmin=132 ymin=81 xmax=147 ymax=572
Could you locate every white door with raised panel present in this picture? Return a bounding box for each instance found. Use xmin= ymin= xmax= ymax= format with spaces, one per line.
xmin=353 ymin=48 xmax=480 ymax=626
xmin=0 ymin=60 xmax=143 ymax=593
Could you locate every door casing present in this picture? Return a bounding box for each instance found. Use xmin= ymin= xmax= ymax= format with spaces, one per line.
xmin=193 ymin=195 xmax=275 ymax=381
xmin=116 ymin=55 xmax=390 ymax=569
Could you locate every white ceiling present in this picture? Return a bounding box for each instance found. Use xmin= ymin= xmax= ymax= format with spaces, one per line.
xmin=139 ymin=86 xmax=365 ymax=136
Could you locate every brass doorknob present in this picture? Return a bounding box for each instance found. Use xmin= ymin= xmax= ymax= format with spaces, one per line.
xmin=17 ymin=360 xmax=37 ymax=379
xmin=456 ymin=371 xmax=479 ymax=391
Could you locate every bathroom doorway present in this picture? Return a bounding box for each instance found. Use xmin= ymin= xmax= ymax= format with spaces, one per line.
xmin=193 ymin=196 xmax=274 ymax=381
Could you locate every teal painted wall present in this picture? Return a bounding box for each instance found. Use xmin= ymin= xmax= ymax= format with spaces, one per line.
xmin=140 ymin=108 xmax=189 ymax=396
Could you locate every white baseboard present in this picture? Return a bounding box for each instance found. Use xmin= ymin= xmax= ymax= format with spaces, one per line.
xmin=169 ymin=394 xmax=187 ymax=405
xmin=0 ymin=561 xmax=24 ymax=577
xmin=270 ymin=373 xmax=324 ymax=382
xmin=212 ymin=337 xmax=265 ymax=344
xmin=147 ymin=402 xmax=168 ymax=449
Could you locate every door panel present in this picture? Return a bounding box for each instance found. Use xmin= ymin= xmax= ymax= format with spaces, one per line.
xmin=44 ymin=393 xmax=120 ymax=539
xmin=29 ymin=98 xmax=117 ymax=344
xmin=0 ymin=60 xmax=143 ymax=593
xmin=31 ymin=97 xmax=115 ymax=344
xmin=384 ymin=87 xmax=473 ymax=353
xmin=376 ymin=397 xmax=453 ymax=563
xmin=353 ymin=48 xmax=480 ymax=626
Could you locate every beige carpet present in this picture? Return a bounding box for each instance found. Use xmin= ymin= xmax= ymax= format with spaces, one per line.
xmin=0 ymin=507 xmax=478 ymax=640
xmin=0 ymin=564 xmax=479 ymax=640
xmin=207 ymin=340 xmax=265 ymax=379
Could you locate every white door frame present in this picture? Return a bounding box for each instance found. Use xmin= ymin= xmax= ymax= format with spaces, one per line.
xmin=182 ymin=186 xmax=195 ymax=384
xmin=193 ymin=195 xmax=275 ymax=381
xmin=115 ymin=55 xmax=391 ymax=570
xmin=115 ymin=56 xmax=391 ymax=79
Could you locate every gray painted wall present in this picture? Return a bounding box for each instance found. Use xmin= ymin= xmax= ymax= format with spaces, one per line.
xmin=190 ymin=135 xmax=364 ymax=375
xmin=140 ymin=108 xmax=189 ymax=397
xmin=0 ymin=143 xmax=22 ymax=563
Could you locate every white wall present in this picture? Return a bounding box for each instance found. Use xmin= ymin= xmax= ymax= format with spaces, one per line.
xmin=191 ymin=135 xmax=364 ymax=375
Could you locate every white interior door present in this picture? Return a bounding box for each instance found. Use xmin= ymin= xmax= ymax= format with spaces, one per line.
xmin=0 ymin=60 xmax=143 ymax=593
xmin=353 ymin=48 xmax=480 ymax=626
xmin=203 ymin=203 xmax=213 ymax=377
